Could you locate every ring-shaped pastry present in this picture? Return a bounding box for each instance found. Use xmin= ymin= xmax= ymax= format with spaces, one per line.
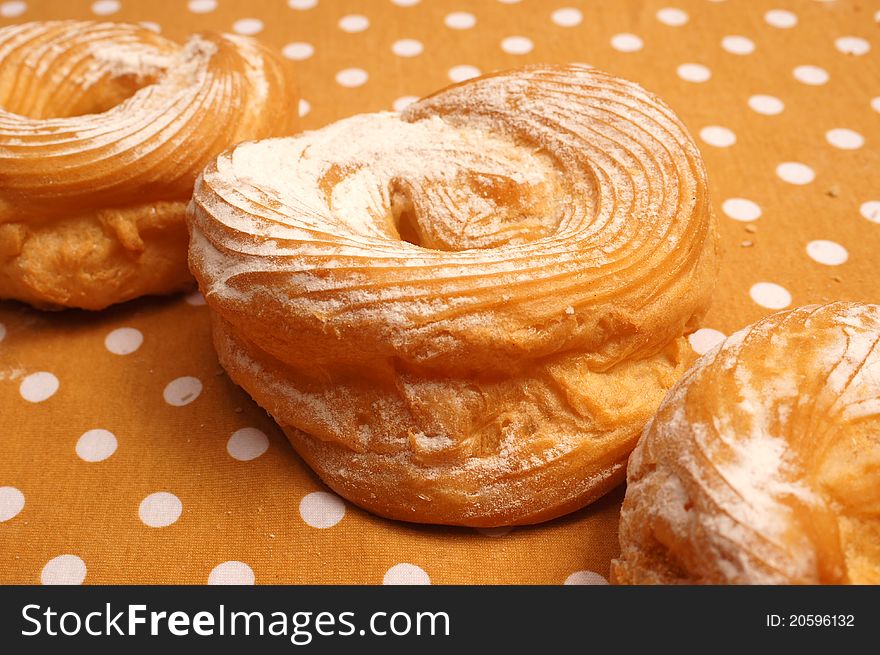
xmin=188 ymin=64 xmax=717 ymax=526
xmin=614 ymin=302 xmax=880 ymax=584
xmin=0 ymin=21 xmax=297 ymax=309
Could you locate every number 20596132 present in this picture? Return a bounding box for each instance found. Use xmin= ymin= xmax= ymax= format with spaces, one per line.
xmin=766 ymin=614 xmax=855 ymax=628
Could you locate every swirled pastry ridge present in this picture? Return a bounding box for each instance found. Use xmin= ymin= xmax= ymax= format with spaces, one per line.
xmin=614 ymin=302 xmax=880 ymax=584
xmin=188 ymin=64 xmax=717 ymax=526
xmin=0 ymin=21 xmax=297 ymax=309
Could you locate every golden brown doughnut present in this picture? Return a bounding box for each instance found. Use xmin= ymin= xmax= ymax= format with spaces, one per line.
xmin=613 ymin=302 xmax=880 ymax=584
xmin=188 ymin=64 xmax=717 ymax=526
xmin=0 ymin=21 xmax=297 ymax=309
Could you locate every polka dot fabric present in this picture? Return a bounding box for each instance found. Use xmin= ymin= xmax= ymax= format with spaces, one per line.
xmin=0 ymin=0 xmax=877 ymax=584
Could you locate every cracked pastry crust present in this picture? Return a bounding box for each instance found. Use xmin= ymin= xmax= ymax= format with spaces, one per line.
xmin=0 ymin=21 xmax=297 ymax=309
xmin=188 ymin=64 xmax=717 ymax=526
xmin=613 ymin=302 xmax=880 ymax=584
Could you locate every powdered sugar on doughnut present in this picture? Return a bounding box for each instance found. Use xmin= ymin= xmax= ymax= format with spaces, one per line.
xmin=187 ymin=64 xmax=716 ymax=525
xmin=190 ymin=65 xmax=713 ymax=358
xmin=0 ymin=22 xmax=276 ymax=185
xmin=227 ymin=112 xmax=556 ymax=243
xmin=0 ymin=20 xmax=298 ymax=309
xmin=616 ymin=302 xmax=880 ymax=584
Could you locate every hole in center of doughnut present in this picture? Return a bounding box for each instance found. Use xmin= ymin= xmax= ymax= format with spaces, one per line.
xmin=390 ymin=188 xmax=422 ymax=248
xmin=2 ymin=68 xmax=161 ymax=119
xmin=387 ymin=168 xmax=565 ymax=251
xmin=0 ymin=30 xmax=179 ymax=120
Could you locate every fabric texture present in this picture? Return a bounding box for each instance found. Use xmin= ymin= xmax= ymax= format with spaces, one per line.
xmin=0 ymin=0 xmax=877 ymax=585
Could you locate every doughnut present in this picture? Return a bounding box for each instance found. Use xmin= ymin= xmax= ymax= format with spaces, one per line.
xmin=0 ymin=21 xmax=297 ymax=309
xmin=187 ymin=64 xmax=718 ymax=526
xmin=613 ymin=302 xmax=880 ymax=584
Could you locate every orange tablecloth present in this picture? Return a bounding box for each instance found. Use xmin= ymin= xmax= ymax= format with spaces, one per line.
xmin=1 ymin=0 xmax=878 ymax=584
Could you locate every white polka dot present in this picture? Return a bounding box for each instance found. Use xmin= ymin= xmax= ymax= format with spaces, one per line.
xmin=564 ymin=571 xmax=609 ymax=585
xmin=722 ymin=198 xmax=762 ymax=222
xmin=0 ymin=1 xmax=27 ymax=18
xmin=299 ymin=491 xmax=345 ymax=528
xmin=764 ymin=9 xmax=797 ymax=28
xmin=826 ymin=128 xmax=864 ymax=150
xmin=76 ymin=429 xmax=118 ymax=463
xmin=139 ymin=21 xmax=160 ymax=33
xmin=656 ymin=8 xmax=688 ymax=26
xmin=688 ymin=328 xmax=726 ymax=355
xmin=393 ymin=95 xmax=419 ymax=112
xmin=551 ymin=7 xmax=582 ymax=27
xmin=611 ymin=33 xmax=643 ymax=52
xmin=448 ymin=65 xmax=481 ymax=83
xmin=872 ymin=97 xmax=880 ymax=113
xmin=445 ymin=11 xmax=475 ymax=29
xmin=807 ymin=240 xmax=848 ymax=266
xmin=501 ymin=35 xmax=533 ymax=55
xmin=392 ymin=38 xmax=423 ymax=57
xmin=0 ymin=486 xmax=24 ymax=522
xmin=90 ymin=0 xmax=119 ymax=16
xmin=835 ymin=36 xmax=870 ymax=56
xmin=183 ymin=291 xmax=205 ymax=307
xmin=185 ymin=290 xmax=206 ymax=306
xmin=750 ymin=282 xmax=792 ymax=310
xmin=232 ymin=18 xmax=263 ymax=35
xmin=104 ymin=327 xmax=143 ymax=355
xmin=298 ymin=98 xmax=311 ymax=117
xmin=227 ymin=427 xmax=269 ymax=461
xmin=748 ymin=94 xmax=784 ymax=115
xmin=721 ymin=35 xmax=755 ymax=55
xmin=476 ymin=526 xmax=513 ymax=537
xmin=163 ymin=376 xmax=202 ymax=406
xmin=339 ymin=14 xmax=369 ymax=32
xmin=282 ymin=42 xmax=314 ymax=60
xmin=699 ymin=126 xmax=736 ymax=147
xmin=0 ymin=322 xmax=5 ymax=342
xmin=776 ymin=162 xmax=815 ymax=185
xmin=860 ymin=201 xmax=880 ymax=224
xmin=383 ymin=563 xmax=431 ymax=585
xmin=41 ymin=555 xmax=86 ymax=585
xmin=288 ymin=0 xmax=317 ymax=8
xmin=677 ymin=63 xmax=711 ymax=82
xmin=793 ymin=65 xmax=829 ymax=85
xmin=391 ymin=0 xmax=419 ymax=5
xmin=336 ymin=68 xmax=368 ymax=87
xmin=187 ymin=0 xmax=216 ymax=13
xmin=208 ymin=561 xmax=255 ymax=585
xmin=139 ymin=492 xmax=183 ymax=528
xmin=20 ymin=372 xmax=59 ymax=403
